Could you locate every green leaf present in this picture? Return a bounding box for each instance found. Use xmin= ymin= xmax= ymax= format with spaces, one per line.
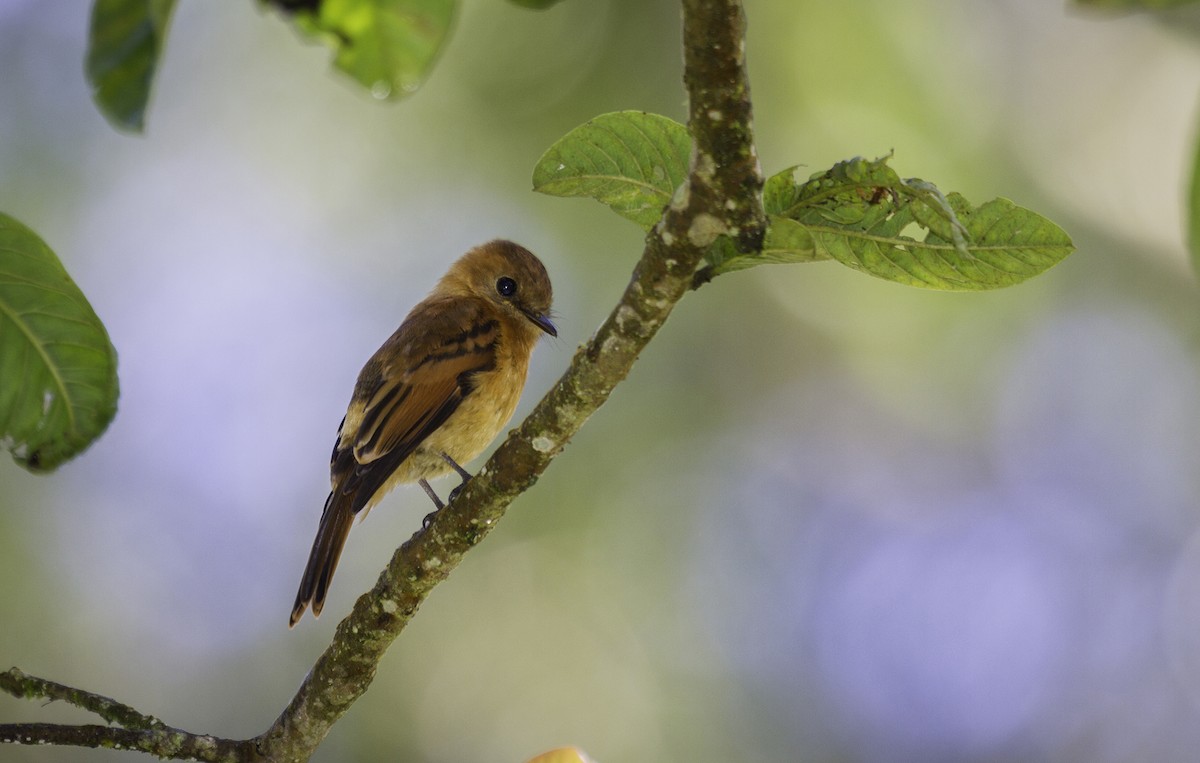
xmin=702 ymin=216 xmax=823 ymax=277
xmin=275 ymin=0 xmax=456 ymax=100
xmin=0 ymin=214 xmax=119 ymax=472
xmin=85 ymin=0 xmax=177 ymax=132
xmin=772 ymin=157 xmax=1074 ymax=290
xmin=763 ymin=165 xmax=803 ymax=216
xmin=534 ymin=124 xmax=1072 ymax=291
xmin=532 ymin=111 xmax=692 ymax=230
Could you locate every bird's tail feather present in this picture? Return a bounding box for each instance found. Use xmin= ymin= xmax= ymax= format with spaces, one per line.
xmin=289 ymin=489 xmax=355 ymax=627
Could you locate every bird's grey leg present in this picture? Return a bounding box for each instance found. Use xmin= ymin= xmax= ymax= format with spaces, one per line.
xmin=419 ymin=478 xmax=445 ymax=528
xmin=424 ymin=455 xmax=475 ymax=527
xmin=418 ymin=477 xmax=445 ymax=509
xmin=440 ymin=453 xmax=472 ymax=481
xmin=440 ymin=452 xmax=472 ymax=503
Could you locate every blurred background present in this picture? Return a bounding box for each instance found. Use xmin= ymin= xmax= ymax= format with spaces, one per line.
xmin=2 ymin=0 xmax=1200 ymax=761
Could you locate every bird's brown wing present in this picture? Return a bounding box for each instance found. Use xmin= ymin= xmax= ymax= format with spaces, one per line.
xmin=342 ymin=302 xmax=500 ymax=512
xmin=290 ymin=299 xmax=498 ymax=626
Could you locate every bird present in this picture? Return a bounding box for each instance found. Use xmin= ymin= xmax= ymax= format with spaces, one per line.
xmin=289 ymin=240 xmax=556 ymax=627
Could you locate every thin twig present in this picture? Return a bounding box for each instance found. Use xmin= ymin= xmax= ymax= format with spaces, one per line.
xmin=1 ymin=667 xmax=165 ymax=729
xmin=0 ymin=667 xmax=253 ymax=761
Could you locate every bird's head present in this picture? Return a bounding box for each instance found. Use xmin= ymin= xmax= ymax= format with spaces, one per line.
xmin=445 ymin=240 xmax=557 ymax=338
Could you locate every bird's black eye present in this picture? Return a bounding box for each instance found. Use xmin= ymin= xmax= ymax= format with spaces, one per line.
xmin=496 ymin=276 xmax=517 ymax=297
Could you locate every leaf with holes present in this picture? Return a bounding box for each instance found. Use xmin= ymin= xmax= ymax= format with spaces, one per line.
xmin=0 ymin=214 xmax=119 ymax=472
xmin=768 ymin=157 xmax=1074 ymax=290
xmin=532 ymin=111 xmax=692 ymax=230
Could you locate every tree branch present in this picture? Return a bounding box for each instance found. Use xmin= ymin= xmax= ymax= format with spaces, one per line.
xmin=680 ymin=0 xmax=765 ymax=255
xmin=254 ymin=2 xmax=763 ymax=760
xmin=2 ymin=1 xmax=763 ymax=760
xmin=0 ymin=667 xmax=253 ymax=760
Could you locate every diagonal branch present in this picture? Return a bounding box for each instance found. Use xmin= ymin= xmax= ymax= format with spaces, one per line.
xmin=2 ymin=1 xmax=763 ymax=761
xmin=254 ymin=1 xmax=763 ymax=760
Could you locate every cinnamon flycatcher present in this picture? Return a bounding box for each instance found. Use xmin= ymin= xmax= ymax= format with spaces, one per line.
xmin=289 ymin=240 xmax=555 ymax=626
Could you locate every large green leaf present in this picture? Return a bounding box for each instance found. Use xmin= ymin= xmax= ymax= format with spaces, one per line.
xmin=532 ymin=111 xmax=692 ymax=230
xmin=85 ymin=0 xmax=176 ymax=133
xmin=766 ymin=157 xmax=1075 ymax=290
xmin=0 ymin=214 xmax=119 ymax=472
xmin=274 ymin=0 xmax=456 ymax=100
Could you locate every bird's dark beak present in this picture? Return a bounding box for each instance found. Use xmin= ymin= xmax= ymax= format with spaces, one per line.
xmin=524 ymin=309 xmax=557 ymax=337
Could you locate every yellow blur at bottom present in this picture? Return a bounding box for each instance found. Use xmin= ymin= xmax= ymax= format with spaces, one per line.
xmin=525 ymin=746 xmax=595 ymax=763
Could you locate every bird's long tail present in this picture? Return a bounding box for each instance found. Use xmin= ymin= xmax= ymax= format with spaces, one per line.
xmin=290 ymin=489 xmax=355 ymax=627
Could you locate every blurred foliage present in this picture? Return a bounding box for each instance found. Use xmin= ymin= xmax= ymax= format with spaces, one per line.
xmin=271 ymin=0 xmax=456 ymax=100
xmin=85 ymin=0 xmax=176 ymax=132
xmin=506 ymin=0 xmax=568 ymax=8
xmin=0 ymin=213 xmax=118 ymax=473
xmin=87 ymin=0 xmax=464 ymax=127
